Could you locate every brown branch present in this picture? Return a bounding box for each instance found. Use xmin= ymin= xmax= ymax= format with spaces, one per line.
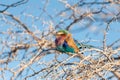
xmin=66 ymin=8 xmax=103 ymax=30
xmin=0 ymin=0 xmax=29 ymax=13
xmin=2 ymin=11 xmax=41 ymax=42
xmin=112 ymin=71 xmax=120 ymax=79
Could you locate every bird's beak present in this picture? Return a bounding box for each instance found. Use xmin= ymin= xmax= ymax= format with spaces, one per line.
xmin=55 ymin=32 xmax=60 ymax=36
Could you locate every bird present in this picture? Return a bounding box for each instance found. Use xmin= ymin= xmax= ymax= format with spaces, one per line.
xmin=55 ymin=30 xmax=94 ymax=54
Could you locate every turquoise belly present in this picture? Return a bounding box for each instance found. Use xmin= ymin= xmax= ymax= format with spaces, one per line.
xmin=56 ymin=46 xmax=75 ymax=53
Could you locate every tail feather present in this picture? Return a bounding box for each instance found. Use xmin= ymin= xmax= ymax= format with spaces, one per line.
xmin=74 ymin=40 xmax=95 ymax=49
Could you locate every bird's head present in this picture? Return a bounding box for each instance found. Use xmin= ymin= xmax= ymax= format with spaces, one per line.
xmin=56 ymin=30 xmax=69 ymax=37
xmin=56 ymin=30 xmax=72 ymax=39
xmin=55 ymin=30 xmax=69 ymax=45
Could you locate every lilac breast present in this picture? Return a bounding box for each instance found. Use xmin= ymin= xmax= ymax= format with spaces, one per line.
xmin=55 ymin=37 xmax=64 ymax=46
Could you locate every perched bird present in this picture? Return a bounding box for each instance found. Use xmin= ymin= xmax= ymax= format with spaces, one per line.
xmin=55 ymin=30 xmax=94 ymax=53
xmin=55 ymin=30 xmax=80 ymax=53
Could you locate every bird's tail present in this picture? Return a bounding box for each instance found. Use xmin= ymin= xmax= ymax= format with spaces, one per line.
xmin=74 ymin=40 xmax=95 ymax=49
